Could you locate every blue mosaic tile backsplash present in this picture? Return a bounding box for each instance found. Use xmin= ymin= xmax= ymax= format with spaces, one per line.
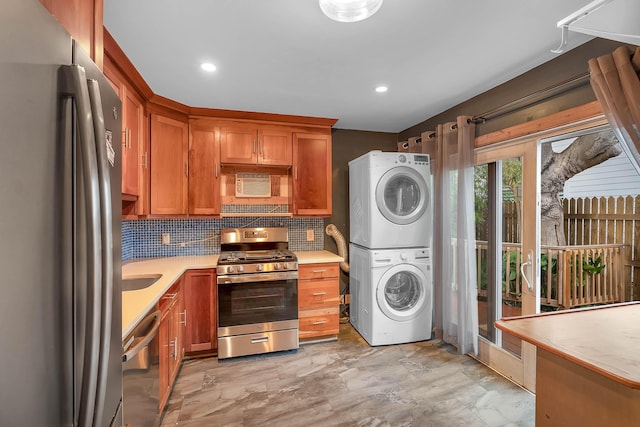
xmin=122 ymin=216 xmax=325 ymax=260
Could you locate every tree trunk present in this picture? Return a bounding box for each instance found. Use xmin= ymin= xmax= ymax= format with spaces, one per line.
xmin=540 ymin=130 xmax=620 ymax=246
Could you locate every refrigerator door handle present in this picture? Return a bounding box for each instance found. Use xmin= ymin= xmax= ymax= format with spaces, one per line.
xmin=62 ymin=64 xmax=103 ymax=427
xmin=87 ymin=78 xmax=114 ymax=427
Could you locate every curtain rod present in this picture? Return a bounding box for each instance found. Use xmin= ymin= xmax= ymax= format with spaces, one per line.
xmin=470 ymin=72 xmax=591 ymax=124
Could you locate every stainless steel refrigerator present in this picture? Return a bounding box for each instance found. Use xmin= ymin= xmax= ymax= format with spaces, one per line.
xmin=0 ymin=0 xmax=123 ymax=426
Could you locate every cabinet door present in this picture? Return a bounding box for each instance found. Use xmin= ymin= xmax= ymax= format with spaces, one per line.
xmin=220 ymin=126 xmax=257 ymax=164
xmin=122 ymin=89 xmax=144 ymax=196
xmin=258 ymin=128 xmax=292 ymax=166
xmin=102 ymin=59 xmax=129 ymax=194
xmin=189 ymin=126 xmax=221 ymax=215
xmin=293 ymin=132 xmax=332 ymax=216
xmin=39 ymin=0 xmax=103 ymax=68
xmin=158 ymin=310 xmax=170 ymax=411
xmin=168 ymin=291 xmax=183 ymax=383
xmin=184 ymin=269 xmax=217 ymax=353
xmin=150 ymin=114 xmax=189 ymax=215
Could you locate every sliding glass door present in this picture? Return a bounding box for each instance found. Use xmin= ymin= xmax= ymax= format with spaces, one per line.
xmin=473 ymin=115 xmax=612 ymax=392
xmin=474 ymin=139 xmax=539 ymax=391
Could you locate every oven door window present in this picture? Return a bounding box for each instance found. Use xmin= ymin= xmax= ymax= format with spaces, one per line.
xmin=218 ymin=279 xmax=297 ymax=327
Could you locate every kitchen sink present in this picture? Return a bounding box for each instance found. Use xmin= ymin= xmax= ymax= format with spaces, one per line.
xmin=122 ymin=274 xmax=162 ymax=292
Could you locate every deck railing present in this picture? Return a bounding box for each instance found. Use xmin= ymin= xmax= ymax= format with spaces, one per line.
xmin=476 ymin=242 xmax=628 ymax=309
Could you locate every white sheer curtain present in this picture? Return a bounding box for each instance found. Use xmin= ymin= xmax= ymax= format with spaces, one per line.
xmin=424 ymin=116 xmax=478 ymax=355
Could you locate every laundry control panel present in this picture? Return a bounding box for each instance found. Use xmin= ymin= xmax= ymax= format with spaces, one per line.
xmin=413 ymin=154 xmax=430 ymax=165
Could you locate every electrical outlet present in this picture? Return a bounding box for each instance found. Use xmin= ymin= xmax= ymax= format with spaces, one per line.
xmin=306 ymin=229 xmax=314 ymax=241
xmin=161 ymin=233 xmax=170 ymax=245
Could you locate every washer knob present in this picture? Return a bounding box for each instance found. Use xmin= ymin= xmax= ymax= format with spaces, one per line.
xmin=400 ymin=253 xmax=408 ymax=261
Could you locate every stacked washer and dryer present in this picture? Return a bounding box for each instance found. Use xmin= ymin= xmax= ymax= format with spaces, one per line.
xmin=349 ymin=151 xmax=433 ymax=346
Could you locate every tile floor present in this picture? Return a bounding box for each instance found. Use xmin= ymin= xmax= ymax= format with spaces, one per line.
xmin=161 ymin=323 xmax=535 ymax=426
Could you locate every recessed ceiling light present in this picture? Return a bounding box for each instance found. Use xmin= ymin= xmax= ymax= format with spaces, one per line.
xmin=201 ymin=62 xmax=217 ymax=72
xmin=375 ymin=86 xmax=388 ymax=93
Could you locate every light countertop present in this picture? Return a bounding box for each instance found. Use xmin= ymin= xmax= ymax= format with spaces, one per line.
xmin=295 ymin=250 xmax=344 ymax=264
xmin=121 ymin=250 xmax=344 ymax=338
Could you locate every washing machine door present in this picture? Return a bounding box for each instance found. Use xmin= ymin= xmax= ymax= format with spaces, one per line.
xmin=375 ymin=166 xmax=429 ymax=225
xmin=376 ymin=264 xmax=430 ymax=322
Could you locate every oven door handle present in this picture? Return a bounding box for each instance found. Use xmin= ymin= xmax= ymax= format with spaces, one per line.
xmin=217 ymin=271 xmax=298 ymax=284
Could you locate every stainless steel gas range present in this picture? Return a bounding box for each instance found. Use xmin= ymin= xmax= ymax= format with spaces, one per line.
xmin=216 ymin=227 xmax=299 ymax=359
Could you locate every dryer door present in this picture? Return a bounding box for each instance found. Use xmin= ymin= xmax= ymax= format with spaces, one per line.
xmin=375 ymin=166 xmax=429 ymax=225
xmin=376 ymin=264 xmax=430 ymax=322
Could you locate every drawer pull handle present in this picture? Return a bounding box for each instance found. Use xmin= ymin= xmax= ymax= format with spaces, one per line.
xmin=170 ymin=337 xmax=178 ymax=360
xmin=312 ymin=321 xmax=327 ymax=325
xmin=181 ymin=309 xmax=187 ymax=326
xmin=163 ymin=293 xmax=177 ymax=300
xmin=312 ymin=292 xmax=327 ymax=296
xmin=251 ymin=336 xmax=269 ymax=344
xmin=312 ymin=269 xmax=327 ymax=273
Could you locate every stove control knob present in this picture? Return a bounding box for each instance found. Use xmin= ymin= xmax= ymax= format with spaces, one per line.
xmin=256 ymin=264 xmax=263 ymax=272
xmin=275 ymin=263 xmax=282 ymax=270
xmin=284 ymin=262 xmax=290 ymax=270
xmin=237 ymin=265 xmax=244 ymax=272
xmin=228 ymin=266 xmax=235 ymax=273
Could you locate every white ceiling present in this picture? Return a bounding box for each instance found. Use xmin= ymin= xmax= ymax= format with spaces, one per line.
xmin=103 ymin=0 xmax=594 ymax=133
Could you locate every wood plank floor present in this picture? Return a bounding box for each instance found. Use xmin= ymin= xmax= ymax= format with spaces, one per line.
xmin=161 ymin=323 xmax=534 ymax=426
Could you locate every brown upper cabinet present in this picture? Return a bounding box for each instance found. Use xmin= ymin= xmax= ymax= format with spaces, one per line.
xmin=189 ymin=121 xmax=221 ymax=215
xmin=39 ymin=0 xmax=103 ymax=69
xmin=220 ymin=125 xmax=292 ymax=166
xmin=150 ymin=114 xmax=189 ymax=215
xmin=293 ymin=132 xmax=332 ymax=216
xmin=104 ymin=28 xmax=336 ymax=219
xmin=103 ymin=57 xmax=145 ymax=201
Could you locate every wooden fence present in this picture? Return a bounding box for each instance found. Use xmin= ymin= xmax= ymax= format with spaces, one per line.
xmin=501 ymin=196 xmax=639 ymax=300
xmin=564 ymin=196 xmax=639 ymax=301
xmin=476 ymin=241 xmax=628 ymax=309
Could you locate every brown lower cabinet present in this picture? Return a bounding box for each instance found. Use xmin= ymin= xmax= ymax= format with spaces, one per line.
xmin=183 ymin=269 xmax=217 ymax=354
xmin=157 ymin=277 xmax=185 ymax=413
xmin=298 ymin=263 xmax=340 ymax=341
xmin=154 ymin=263 xmax=341 ymax=414
xmin=156 ymin=269 xmax=217 ymax=414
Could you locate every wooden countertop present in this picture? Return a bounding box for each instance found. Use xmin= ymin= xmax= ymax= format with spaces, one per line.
xmin=495 ymin=302 xmax=640 ymax=389
xmin=121 ymin=250 xmax=344 ymax=338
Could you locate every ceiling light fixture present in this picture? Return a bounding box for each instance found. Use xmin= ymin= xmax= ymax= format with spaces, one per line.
xmin=200 ymin=62 xmax=217 ymax=72
xmin=375 ymin=85 xmax=388 ymax=93
xmin=319 ymin=0 xmax=383 ymax=23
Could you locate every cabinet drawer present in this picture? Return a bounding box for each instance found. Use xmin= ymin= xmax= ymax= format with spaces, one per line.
xmin=299 ymin=306 xmax=340 ymax=338
xmin=298 ymin=263 xmax=339 ymax=280
xmin=298 ymin=279 xmax=339 ymax=308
